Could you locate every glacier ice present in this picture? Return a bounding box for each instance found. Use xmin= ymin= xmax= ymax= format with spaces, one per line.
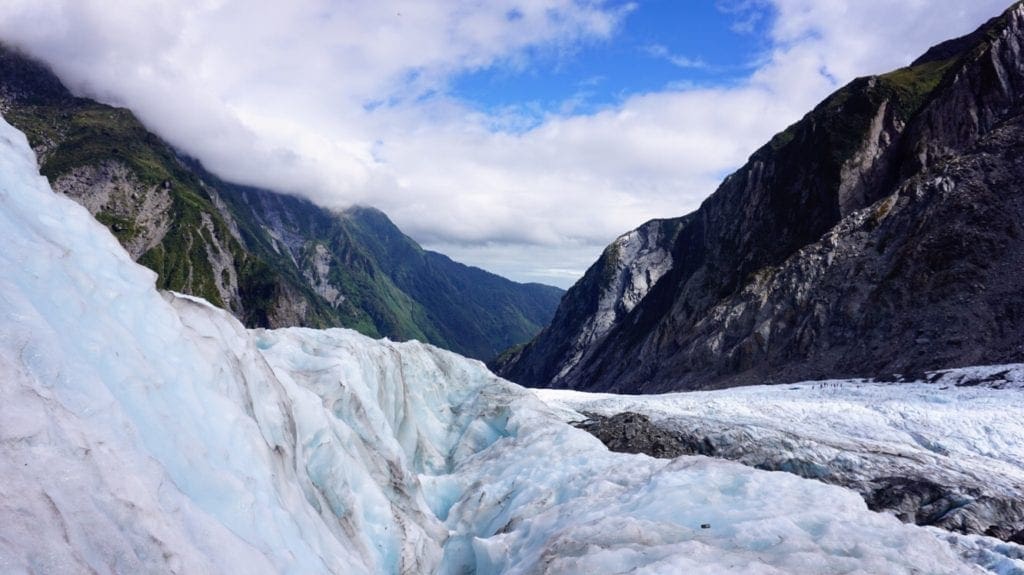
xmin=1 ymin=114 xmax=1023 ymax=574
xmin=537 ymin=367 xmax=1024 ymax=537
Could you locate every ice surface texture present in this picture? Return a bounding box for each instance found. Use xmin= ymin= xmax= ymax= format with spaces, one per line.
xmin=1 ymin=115 xmax=1022 ymax=574
xmin=541 ymin=369 xmax=1024 ymax=540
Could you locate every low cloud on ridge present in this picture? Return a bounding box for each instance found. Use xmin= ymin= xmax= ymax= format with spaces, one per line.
xmin=0 ymin=0 xmax=1010 ymax=287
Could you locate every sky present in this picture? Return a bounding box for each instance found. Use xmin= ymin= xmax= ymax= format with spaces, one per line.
xmin=0 ymin=0 xmax=1013 ymax=288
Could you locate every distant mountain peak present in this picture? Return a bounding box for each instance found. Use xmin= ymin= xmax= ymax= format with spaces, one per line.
xmin=0 ymin=43 xmax=72 ymax=106
xmin=912 ymin=1 xmax=1023 ymax=66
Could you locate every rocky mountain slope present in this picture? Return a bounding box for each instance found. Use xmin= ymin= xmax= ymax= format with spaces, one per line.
xmin=0 ymin=45 xmax=561 ymax=360
xmin=498 ymin=2 xmax=1024 ymax=391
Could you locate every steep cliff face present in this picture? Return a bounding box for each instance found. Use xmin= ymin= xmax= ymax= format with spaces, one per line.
xmin=0 ymin=45 xmax=562 ymax=360
xmin=494 ymin=217 xmax=686 ymax=383
xmin=500 ymin=3 xmax=1024 ymax=391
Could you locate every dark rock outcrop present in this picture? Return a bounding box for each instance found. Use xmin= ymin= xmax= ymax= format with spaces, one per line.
xmin=574 ymin=412 xmax=703 ymax=459
xmin=500 ymin=3 xmax=1024 ymax=391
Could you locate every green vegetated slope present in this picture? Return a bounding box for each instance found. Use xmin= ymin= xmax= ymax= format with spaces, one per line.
xmin=0 ymin=45 xmax=563 ymax=360
xmin=343 ymin=206 xmax=565 ymax=358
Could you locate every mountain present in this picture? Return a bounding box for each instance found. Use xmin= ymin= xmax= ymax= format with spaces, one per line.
xmin=497 ymin=2 xmax=1024 ymax=392
xmin=2 ymin=113 xmax=1018 ymax=574
xmin=0 ymin=45 xmax=562 ymax=360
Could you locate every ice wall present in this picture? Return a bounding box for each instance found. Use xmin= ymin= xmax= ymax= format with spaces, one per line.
xmin=0 ymin=115 xmax=433 ymax=573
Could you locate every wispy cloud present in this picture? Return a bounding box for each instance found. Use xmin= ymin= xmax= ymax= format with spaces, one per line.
xmin=643 ymin=44 xmax=709 ymax=69
xmin=716 ymin=0 xmax=772 ymax=35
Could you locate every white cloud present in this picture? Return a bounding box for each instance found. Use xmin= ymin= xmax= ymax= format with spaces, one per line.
xmin=0 ymin=0 xmax=1012 ymax=287
xmin=644 ymin=44 xmax=708 ymax=69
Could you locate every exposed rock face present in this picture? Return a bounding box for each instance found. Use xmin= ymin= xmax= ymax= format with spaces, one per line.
xmin=494 ymin=217 xmax=685 ymax=384
xmin=0 ymin=45 xmax=563 ymax=361
xmin=574 ymin=411 xmax=703 ymax=459
xmin=304 ymin=243 xmax=345 ymax=308
xmin=53 ymin=161 xmax=172 ymax=259
xmin=500 ymin=3 xmax=1024 ymax=392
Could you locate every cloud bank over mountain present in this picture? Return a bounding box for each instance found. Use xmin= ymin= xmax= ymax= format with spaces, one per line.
xmin=0 ymin=0 xmax=1009 ymax=286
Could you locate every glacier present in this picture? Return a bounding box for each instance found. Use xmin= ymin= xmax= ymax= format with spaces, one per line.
xmin=539 ymin=367 xmax=1024 ymax=540
xmin=1 ymin=113 xmax=1023 ymax=574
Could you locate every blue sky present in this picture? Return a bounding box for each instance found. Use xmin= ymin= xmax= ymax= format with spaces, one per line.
xmin=3 ymin=0 xmax=1013 ymax=287
xmin=453 ymin=1 xmax=774 ymax=120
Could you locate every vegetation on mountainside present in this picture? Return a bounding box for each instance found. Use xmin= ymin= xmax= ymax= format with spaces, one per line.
xmin=879 ymin=57 xmax=958 ymax=116
xmin=8 ymin=100 xmax=227 ymax=306
xmin=338 ymin=205 xmax=564 ymax=359
xmin=766 ymin=54 xmax=957 ymax=166
xmin=600 ymin=242 xmax=622 ymax=286
xmin=210 ymin=188 xmax=564 ymax=359
xmin=94 ymin=211 xmax=139 ymax=243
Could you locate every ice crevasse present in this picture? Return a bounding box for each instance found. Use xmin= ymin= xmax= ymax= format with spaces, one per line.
xmin=0 ymin=115 xmax=1022 ymax=574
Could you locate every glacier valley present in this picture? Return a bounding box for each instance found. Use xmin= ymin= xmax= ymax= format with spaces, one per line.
xmin=1 ymin=115 xmax=1023 ymax=575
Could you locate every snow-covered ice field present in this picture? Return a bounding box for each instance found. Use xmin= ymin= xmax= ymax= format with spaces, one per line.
xmin=2 ymin=115 xmax=1024 ymax=574
xmin=538 ymin=368 xmax=1024 ymax=540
